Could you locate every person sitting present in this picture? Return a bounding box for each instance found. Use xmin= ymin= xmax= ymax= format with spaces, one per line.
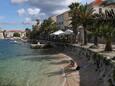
xmin=69 ymin=60 xmax=80 ymax=71
xmin=69 ymin=60 xmax=75 ymax=67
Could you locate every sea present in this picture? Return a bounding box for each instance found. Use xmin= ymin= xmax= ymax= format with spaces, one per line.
xmin=0 ymin=39 xmax=64 ymax=86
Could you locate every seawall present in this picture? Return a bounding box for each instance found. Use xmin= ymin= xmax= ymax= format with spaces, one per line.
xmin=61 ymin=44 xmax=115 ymax=86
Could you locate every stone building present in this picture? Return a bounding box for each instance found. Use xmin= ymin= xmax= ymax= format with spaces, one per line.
xmin=0 ymin=30 xmax=4 ymax=39
xmin=49 ymin=15 xmax=57 ymax=22
xmin=89 ymin=0 xmax=115 ymax=13
xmin=56 ymin=11 xmax=72 ymax=30
xmin=6 ymin=30 xmax=26 ymax=38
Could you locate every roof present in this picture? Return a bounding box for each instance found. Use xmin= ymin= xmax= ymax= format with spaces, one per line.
xmin=89 ymin=0 xmax=115 ymax=7
xmin=89 ymin=1 xmax=108 ymax=7
xmin=7 ymin=30 xmax=25 ymax=33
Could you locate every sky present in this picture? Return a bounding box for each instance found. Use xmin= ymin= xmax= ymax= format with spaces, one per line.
xmin=0 ymin=0 xmax=94 ymax=30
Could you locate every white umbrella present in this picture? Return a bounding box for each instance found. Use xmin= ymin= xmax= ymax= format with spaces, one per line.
xmin=64 ymin=29 xmax=73 ymax=35
xmin=50 ymin=30 xmax=65 ymax=35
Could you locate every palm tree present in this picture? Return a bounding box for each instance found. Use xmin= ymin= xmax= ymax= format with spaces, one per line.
xmin=69 ymin=3 xmax=80 ymax=35
xmin=91 ymin=13 xmax=104 ymax=47
xmin=97 ymin=9 xmax=115 ymax=51
xmin=90 ymin=25 xmax=100 ymax=47
xmin=69 ymin=3 xmax=94 ymax=45
xmin=77 ymin=4 xmax=94 ymax=45
xmin=40 ymin=18 xmax=57 ymax=40
xmin=99 ymin=23 xmax=115 ymax=51
xmin=41 ymin=18 xmax=57 ymax=34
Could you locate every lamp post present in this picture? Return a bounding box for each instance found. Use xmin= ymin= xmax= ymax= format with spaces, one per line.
xmin=78 ymin=25 xmax=84 ymax=45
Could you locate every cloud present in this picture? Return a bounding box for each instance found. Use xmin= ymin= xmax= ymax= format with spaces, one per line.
xmin=0 ymin=22 xmax=18 ymax=25
xmin=28 ymin=0 xmax=75 ymax=15
xmin=13 ymin=0 xmax=77 ymax=17
xmin=17 ymin=7 xmax=46 ymax=21
xmin=52 ymin=8 xmax=69 ymax=15
xmin=27 ymin=8 xmax=40 ymax=16
xmin=14 ymin=0 xmax=93 ymax=21
xmin=11 ymin=0 xmax=28 ymax=4
xmin=22 ymin=17 xmax=33 ymax=25
xmin=0 ymin=21 xmax=33 ymax=26
xmin=0 ymin=16 xmax=5 ymax=19
xmin=17 ymin=8 xmax=26 ymax=16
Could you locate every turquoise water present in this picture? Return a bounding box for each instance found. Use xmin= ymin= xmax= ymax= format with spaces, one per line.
xmin=0 ymin=40 xmax=64 ymax=86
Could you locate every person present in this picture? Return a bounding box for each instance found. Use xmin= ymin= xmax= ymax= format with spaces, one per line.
xmin=69 ymin=60 xmax=80 ymax=71
xmin=70 ymin=60 xmax=75 ymax=67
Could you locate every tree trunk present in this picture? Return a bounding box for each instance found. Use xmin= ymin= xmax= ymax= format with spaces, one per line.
xmin=84 ymin=28 xmax=87 ymax=45
xmin=94 ymin=36 xmax=98 ymax=46
xmin=73 ymin=28 xmax=78 ymax=43
xmin=105 ymin=40 xmax=112 ymax=51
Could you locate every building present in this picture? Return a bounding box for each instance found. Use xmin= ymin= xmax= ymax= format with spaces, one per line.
xmin=89 ymin=0 xmax=115 ymax=13
xmin=49 ymin=15 xmax=57 ymax=22
xmin=0 ymin=30 xmax=4 ymax=39
xmin=56 ymin=11 xmax=72 ymax=30
xmin=6 ymin=30 xmax=26 ymax=38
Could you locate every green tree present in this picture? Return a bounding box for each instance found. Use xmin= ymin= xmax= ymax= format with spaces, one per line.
xmin=30 ymin=19 xmax=41 ymax=39
xmin=77 ymin=4 xmax=94 ymax=45
xmin=3 ymin=30 xmax=7 ymax=38
xmin=99 ymin=23 xmax=115 ymax=51
xmin=90 ymin=13 xmax=104 ymax=46
xmin=25 ymin=28 xmax=31 ymax=38
xmin=97 ymin=9 xmax=115 ymax=51
xmin=13 ymin=32 xmax=20 ymax=37
xmin=69 ymin=3 xmax=94 ymax=45
xmin=69 ymin=3 xmax=80 ymax=35
xmin=41 ymin=18 xmax=57 ymax=35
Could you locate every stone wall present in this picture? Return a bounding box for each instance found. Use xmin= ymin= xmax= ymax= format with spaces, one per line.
xmin=63 ymin=45 xmax=115 ymax=86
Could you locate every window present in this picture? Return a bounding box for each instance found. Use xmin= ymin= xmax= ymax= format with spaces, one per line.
xmin=99 ymin=8 xmax=102 ymax=14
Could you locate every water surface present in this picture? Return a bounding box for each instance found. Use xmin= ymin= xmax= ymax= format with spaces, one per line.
xmin=0 ymin=40 xmax=63 ymax=86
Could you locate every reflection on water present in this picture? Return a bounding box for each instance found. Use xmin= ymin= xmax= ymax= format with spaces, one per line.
xmin=0 ymin=40 xmax=63 ymax=86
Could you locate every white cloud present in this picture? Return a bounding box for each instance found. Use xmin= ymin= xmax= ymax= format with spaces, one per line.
xmin=12 ymin=0 xmax=94 ymax=20
xmin=23 ymin=17 xmax=38 ymax=25
xmin=25 ymin=17 xmax=31 ymax=22
xmin=27 ymin=8 xmax=41 ymax=16
xmin=52 ymin=8 xmax=69 ymax=15
xmin=17 ymin=7 xmax=46 ymax=21
xmin=39 ymin=13 xmax=46 ymax=16
xmin=22 ymin=17 xmax=32 ymax=25
xmin=0 ymin=22 xmax=18 ymax=25
xmin=60 ymin=0 xmax=77 ymax=6
xmin=17 ymin=8 xmax=26 ymax=16
xmin=0 ymin=16 xmax=5 ymax=19
xmin=11 ymin=0 xmax=28 ymax=4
